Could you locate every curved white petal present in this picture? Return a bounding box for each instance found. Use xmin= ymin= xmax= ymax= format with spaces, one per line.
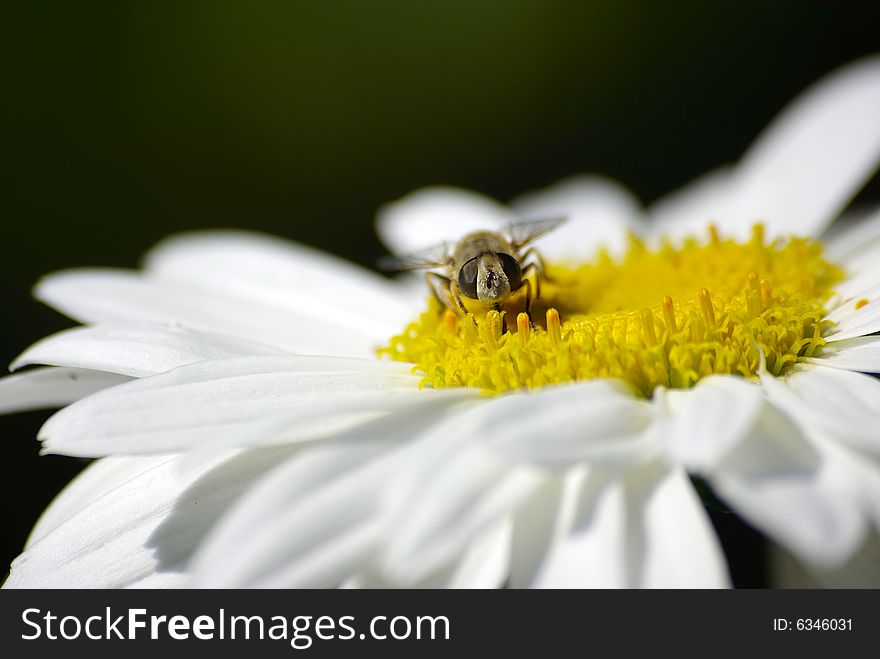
xmin=346 ymin=519 xmax=513 ymax=589
xmin=829 ymin=260 xmax=880 ymax=306
xmin=35 ymin=269 xmax=392 ymax=358
xmin=127 ymin=571 xmax=191 ymax=588
xmin=0 ymin=367 xmax=130 ymax=415
xmin=38 ymin=355 xmax=424 ymax=457
xmin=806 ymin=434 xmax=880 ymax=535
xmin=384 ymin=381 xmax=657 ymax=583
xmin=656 ymin=376 xmax=765 ymax=472
xmin=764 ymin=368 xmax=880 ymax=537
xmin=145 ymin=231 xmax=418 ymax=332
xmin=188 ymin=399 xmax=469 ymax=588
xmin=806 ymin=336 xmax=880 ymax=373
xmin=709 ymin=403 xmax=865 ymax=568
xmin=12 ymin=325 xmax=278 ymax=377
xmin=762 ymin=364 xmax=880 ymax=456
xmin=26 ymin=455 xmax=174 ymax=548
xmin=634 ymin=466 xmax=730 ymax=588
xmin=376 ymin=186 xmax=514 ymax=256
xmin=647 ymin=166 xmax=735 ymax=241
xmin=179 ymin=387 xmax=475 ymax=471
xmin=385 ymin=442 xmax=543 ymax=584
xmin=824 ymin=206 xmax=880 ymax=263
xmin=513 ymin=465 xmax=728 ymax=588
xmin=510 ymin=174 xmax=645 ymax=259
xmin=443 ymin=519 xmax=512 ymax=588
xmin=731 ymin=56 xmax=880 ymax=238
xmin=341 ymin=518 xmax=512 ymax=589
xmin=824 ymin=282 xmax=880 ymax=342
xmin=826 ymin=209 xmax=880 ymax=302
xmin=189 ymin=400 xmax=454 ymax=588
xmin=507 ymin=473 xmax=573 ymax=587
xmin=4 ymin=448 xmax=297 ymax=588
xmin=477 ymin=381 xmax=655 ymax=468
xmin=512 ymin=468 xmax=626 ymax=588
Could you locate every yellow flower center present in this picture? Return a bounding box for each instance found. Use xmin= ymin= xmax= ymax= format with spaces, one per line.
xmin=379 ymin=225 xmax=843 ymax=397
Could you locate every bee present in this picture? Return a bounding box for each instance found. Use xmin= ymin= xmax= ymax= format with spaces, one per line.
xmin=380 ymin=217 xmax=565 ymax=318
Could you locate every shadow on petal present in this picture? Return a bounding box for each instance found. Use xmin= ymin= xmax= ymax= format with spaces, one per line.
xmin=145 ymin=445 xmax=302 ymax=577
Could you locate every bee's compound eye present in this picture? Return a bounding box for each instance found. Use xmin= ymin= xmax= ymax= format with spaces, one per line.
xmin=498 ymin=253 xmax=522 ymax=290
xmin=458 ymin=258 xmax=479 ymax=299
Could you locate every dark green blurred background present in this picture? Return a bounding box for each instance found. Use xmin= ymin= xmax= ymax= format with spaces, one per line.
xmin=2 ymin=0 xmax=879 ymax=585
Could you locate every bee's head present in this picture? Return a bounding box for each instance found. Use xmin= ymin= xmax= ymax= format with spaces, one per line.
xmin=459 ymin=253 xmax=521 ymax=305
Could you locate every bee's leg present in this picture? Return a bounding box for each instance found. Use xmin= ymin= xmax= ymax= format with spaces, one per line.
xmin=509 ymin=276 xmax=536 ymax=329
xmin=424 ymin=272 xmax=447 ymax=305
xmin=521 ymin=278 xmax=533 ymax=319
xmin=425 ymin=272 xmax=460 ymax=315
xmin=448 ymin=279 xmax=470 ymax=315
xmin=520 ymin=248 xmax=549 ymax=272
xmin=520 ymin=248 xmax=553 ymax=285
xmin=520 ymin=261 xmax=542 ymax=301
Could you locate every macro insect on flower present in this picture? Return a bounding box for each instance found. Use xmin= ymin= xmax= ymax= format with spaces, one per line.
xmin=2 ymin=56 xmax=880 ymax=589
xmin=380 ymin=218 xmax=564 ymax=324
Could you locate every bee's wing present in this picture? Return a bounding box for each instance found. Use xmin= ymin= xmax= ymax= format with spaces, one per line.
xmin=377 ymin=242 xmax=452 ymax=272
xmin=508 ymin=217 xmax=567 ymax=250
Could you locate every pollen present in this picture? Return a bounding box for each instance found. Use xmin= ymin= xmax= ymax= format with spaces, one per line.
xmin=379 ymin=225 xmax=843 ymax=397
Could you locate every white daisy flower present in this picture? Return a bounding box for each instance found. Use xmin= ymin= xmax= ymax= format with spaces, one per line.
xmin=4 ymin=56 xmax=880 ymax=589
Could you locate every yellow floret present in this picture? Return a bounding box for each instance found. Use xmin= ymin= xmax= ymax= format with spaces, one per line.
xmin=379 ymin=225 xmax=843 ymax=397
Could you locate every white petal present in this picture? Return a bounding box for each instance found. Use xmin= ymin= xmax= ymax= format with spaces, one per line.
xmin=179 ymin=386 xmax=475 ymax=470
xmin=444 ymin=519 xmax=512 ymax=588
xmin=764 ymin=370 xmax=880 ymax=536
xmin=824 ymin=205 xmax=880 ymax=263
xmin=825 ymin=208 xmax=880 ymax=301
xmin=385 ymin=438 xmax=543 ymax=584
xmin=4 ymin=448 xmax=296 ymax=588
xmin=145 ymin=231 xmax=417 ymax=332
xmin=824 ymin=283 xmax=880 ymax=342
xmin=126 ymin=571 xmax=191 ymax=588
xmin=826 ymin=262 xmax=880 ymax=306
xmin=25 ymin=455 xmax=174 ymax=547
xmin=634 ymin=466 xmax=730 ymax=588
xmin=731 ymin=56 xmax=880 ymax=238
xmin=385 ymin=382 xmax=655 ymax=582
xmin=38 ymin=355 xmax=424 ymax=457
xmin=806 ymin=335 xmax=880 ymax=373
xmin=12 ymin=325 xmax=278 ymax=377
xmin=478 ymin=381 xmax=656 ymax=468
xmin=507 ymin=473 xmax=571 ymax=587
xmin=517 ymin=465 xmax=729 ymax=588
xmin=510 ymin=174 xmax=645 ymax=259
xmin=35 ymin=269 xmax=390 ymax=358
xmin=189 ymin=402 xmax=448 ymax=587
xmin=348 ymin=518 xmax=513 ymax=589
xmin=806 ymin=435 xmax=880 ymax=535
xmin=656 ymin=376 xmax=765 ymax=472
xmin=648 ymin=167 xmax=735 ymax=241
xmin=376 ymin=186 xmax=514 ymax=256
xmin=189 ymin=398 xmax=472 ymax=588
xmin=0 ymin=367 xmax=130 ymax=415
xmin=709 ymin=403 xmax=865 ymax=568
xmin=244 ymin=519 xmax=384 ymax=589
xmin=762 ymin=364 xmax=880 ymax=456
xmin=523 ymin=468 xmax=630 ymax=588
